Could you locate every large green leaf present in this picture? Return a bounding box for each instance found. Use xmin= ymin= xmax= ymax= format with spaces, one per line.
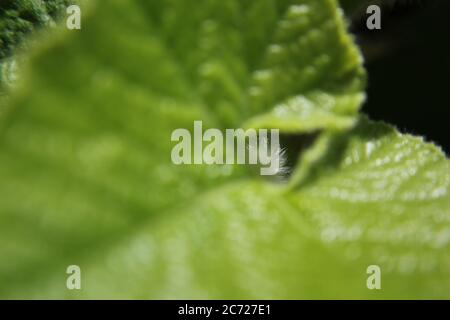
xmin=0 ymin=0 xmax=448 ymax=299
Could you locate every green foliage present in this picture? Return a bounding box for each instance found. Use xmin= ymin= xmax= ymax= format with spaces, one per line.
xmin=0 ymin=0 xmax=71 ymax=91
xmin=0 ymin=0 xmax=70 ymax=59
xmin=0 ymin=0 xmax=448 ymax=299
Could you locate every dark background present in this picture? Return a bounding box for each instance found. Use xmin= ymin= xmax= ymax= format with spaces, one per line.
xmin=350 ymin=0 xmax=450 ymax=153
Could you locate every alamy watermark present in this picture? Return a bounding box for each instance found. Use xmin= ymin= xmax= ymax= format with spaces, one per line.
xmin=171 ymin=121 xmax=281 ymax=176
xmin=66 ymin=265 xmax=81 ymax=290
xmin=366 ymin=265 xmax=381 ymax=290
xmin=66 ymin=5 xmax=81 ymax=30
xmin=367 ymin=5 xmax=381 ymax=30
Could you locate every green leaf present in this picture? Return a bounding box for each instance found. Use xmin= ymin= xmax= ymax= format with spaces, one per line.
xmin=0 ymin=0 xmax=73 ymax=92
xmin=0 ymin=0 xmax=448 ymax=299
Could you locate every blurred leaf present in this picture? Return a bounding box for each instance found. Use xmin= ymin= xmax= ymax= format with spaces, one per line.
xmin=0 ymin=0 xmax=448 ymax=299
